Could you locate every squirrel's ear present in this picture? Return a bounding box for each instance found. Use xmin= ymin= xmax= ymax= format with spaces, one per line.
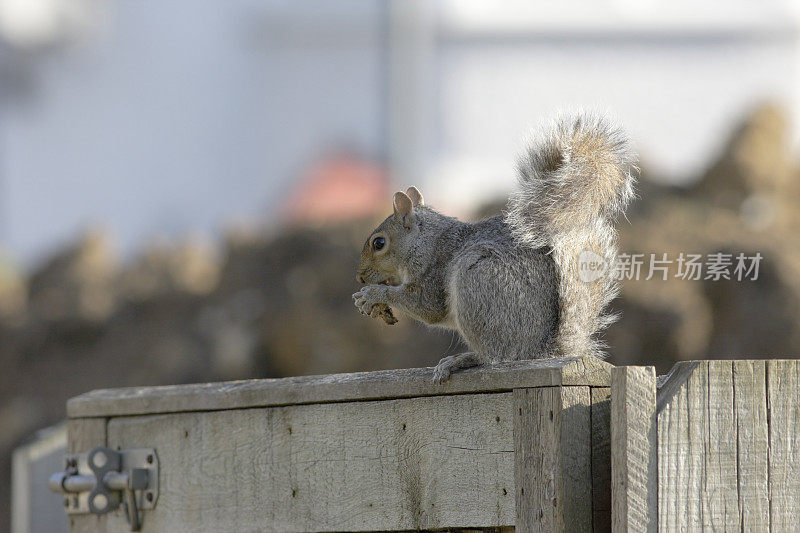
xmin=393 ymin=191 xmax=414 ymax=228
xmin=406 ymin=186 xmax=424 ymax=207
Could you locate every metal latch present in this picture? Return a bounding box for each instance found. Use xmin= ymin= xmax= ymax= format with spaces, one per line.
xmin=49 ymin=447 xmax=159 ymax=531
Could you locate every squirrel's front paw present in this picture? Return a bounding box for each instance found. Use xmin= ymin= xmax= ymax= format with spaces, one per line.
xmin=352 ymin=286 xmax=396 ymax=324
xmin=352 ymin=285 xmax=386 ymax=315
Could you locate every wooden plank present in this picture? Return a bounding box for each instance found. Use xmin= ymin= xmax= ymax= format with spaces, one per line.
xmin=560 ymin=386 xmax=593 ymax=532
xmin=67 ymin=356 xmax=612 ymax=418
xmin=657 ymin=361 xmax=739 ymax=531
xmin=67 ymin=418 xmax=107 ymax=533
xmin=514 ymin=386 xmax=592 ymax=532
xmin=657 ymin=365 xmax=690 ymax=531
xmin=732 ymin=360 xmax=769 ymax=531
xmin=591 ymin=387 xmax=611 ymax=533
xmin=104 ymin=393 xmax=515 ymax=532
xmin=656 ymin=362 xmax=692 ymax=532
xmin=655 ymin=361 xmax=700 ymax=413
xmin=515 ymin=387 xmax=559 ymax=533
xmin=704 ymin=362 xmax=739 ymax=528
xmin=767 ymin=359 xmax=800 ymax=531
xmin=610 ymin=366 xmax=656 ymax=533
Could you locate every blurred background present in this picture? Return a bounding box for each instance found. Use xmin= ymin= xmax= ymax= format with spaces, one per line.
xmin=4 ymin=0 xmax=800 ymax=530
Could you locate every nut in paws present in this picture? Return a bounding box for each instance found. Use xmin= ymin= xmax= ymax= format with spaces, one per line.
xmin=352 ymin=286 xmax=396 ymax=325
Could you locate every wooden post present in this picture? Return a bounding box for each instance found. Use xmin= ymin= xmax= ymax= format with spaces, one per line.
xmin=610 ymin=366 xmax=656 ymax=533
xmin=514 ymin=386 xmax=592 ymax=532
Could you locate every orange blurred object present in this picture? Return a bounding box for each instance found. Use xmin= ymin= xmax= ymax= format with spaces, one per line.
xmin=284 ymin=155 xmax=390 ymax=225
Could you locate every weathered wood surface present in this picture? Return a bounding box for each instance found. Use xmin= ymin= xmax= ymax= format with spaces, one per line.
xmin=655 ymin=360 xmax=800 ymax=532
xmin=62 ymin=356 xmax=800 ymax=531
xmin=67 ymin=356 xmax=612 ymax=418
xmin=658 ymin=361 xmax=739 ymax=530
xmin=514 ymin=386 xmax=592 ymax=532
xmin=590 ymin=387 xmax=611 ymax=533
xmin=67 ymin=418 xmax=107 ymax=533
xmin=105 ymin=393 xmax=516 ymax=532
xmin=733 ymin=360 xmax=769 ymax=530
xmin=610 ymin=366 xmax=656 ymax=533
xmin=767 ymin=359 xmax=800 ymax=531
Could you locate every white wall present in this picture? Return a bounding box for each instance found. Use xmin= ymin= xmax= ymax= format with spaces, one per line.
xmin=0 ymin=0 xmax=385 ymax=264
xmin=1 ymin=0 xmax=799 ymax=262
xmin=405 ymin=0 xmax=800 ymax=214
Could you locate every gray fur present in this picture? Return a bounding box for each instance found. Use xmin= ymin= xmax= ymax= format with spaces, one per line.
xmin=353 ymin=113 xmax=636 ymax=381
xmin=506 ymin=112 xmax=636 ymax=358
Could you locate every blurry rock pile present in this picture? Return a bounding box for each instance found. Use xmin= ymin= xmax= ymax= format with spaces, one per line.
xmin=607 ymin=103 xmax=800 ymax=368
xmin=0 ymin=215 xmax=463 ymax=526
xmin=2 ymin=103 xmax=800 ymax=526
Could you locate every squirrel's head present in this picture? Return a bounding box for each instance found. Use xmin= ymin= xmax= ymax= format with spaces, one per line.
xmin=356 ymin=186 xmax=424 ymax=285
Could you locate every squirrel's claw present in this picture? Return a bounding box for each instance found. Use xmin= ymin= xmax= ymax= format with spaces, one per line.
xmin=352 ymin=288 xmax=374 ymax=316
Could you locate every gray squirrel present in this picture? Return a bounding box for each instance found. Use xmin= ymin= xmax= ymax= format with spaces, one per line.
xmin=353 ymin=113 xmax=636 ymax=382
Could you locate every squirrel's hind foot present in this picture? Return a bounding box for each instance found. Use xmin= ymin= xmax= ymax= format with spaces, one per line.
xmin=432 ymin=352 xmax=482 ymax=384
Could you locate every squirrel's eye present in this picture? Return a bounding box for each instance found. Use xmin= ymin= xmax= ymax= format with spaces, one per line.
xmin=372 ymin=236 xmax=386 ymax=251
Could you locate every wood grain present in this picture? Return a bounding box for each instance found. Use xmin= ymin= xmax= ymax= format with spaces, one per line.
xmin=656 ymin=360 xmax=786 ymax=531
xmin=767 ymin=359 xmax=800 ymax=531
xmin=705 ymin=361 xmax=740 ymax=527
xmin=104 ymin=393 xmax=516 ymax=532
xmin=514 ymin=386 xmax=592 ymax=532
xmin=61 ymin=357 xmax=800 ymax=531
xmin=657 ymin=362 xmax=740 ymax=530
xmin=67 ymin=356 xmax=612 ymax=418
xmin=732 ymin=360 xmax=769 ymax=531
xmin=590 ymin=387 xmax=611 ymax=533
xmin=610 ymin=366 xmax=656 ymax=533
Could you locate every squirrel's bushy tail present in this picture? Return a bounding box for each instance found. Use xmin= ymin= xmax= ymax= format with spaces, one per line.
xmin=506 ymin=113 xmax=636 ymax=358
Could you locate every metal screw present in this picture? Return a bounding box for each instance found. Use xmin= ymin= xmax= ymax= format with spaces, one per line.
xmin=93 ymin=493 xmax=108 ymax=511
xmin=93 ymin=451 xmax=107 ymax=468
xmin=146 ymin=454 xmax=153 ymax=464
xmin=146 ymin=492 xmax=154 ymax=503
